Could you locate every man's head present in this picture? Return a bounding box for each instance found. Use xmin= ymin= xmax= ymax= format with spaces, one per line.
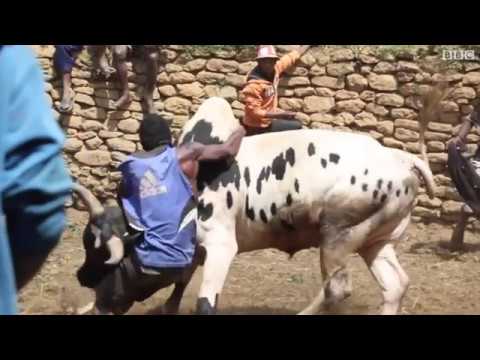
xmin=140 ymin=114 xmax=172 ymax=151
xmin=256 ymin=45 xmax=279 ymax=79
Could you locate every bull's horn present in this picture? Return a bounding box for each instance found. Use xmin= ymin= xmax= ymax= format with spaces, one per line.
xmin=72 ymin=183 xmax=105 ymax=218
xmin=104 ymin=236 xmax=124 ymax=265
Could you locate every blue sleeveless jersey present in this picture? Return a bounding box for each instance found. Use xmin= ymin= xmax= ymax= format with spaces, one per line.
xmin=119 ymin=147 xmax=197 ymax=269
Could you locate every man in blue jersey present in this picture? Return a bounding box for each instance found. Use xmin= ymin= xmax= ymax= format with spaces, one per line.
xmin=93 ymin=114 xmax=245 ymax=314
xmin=0 ymin=45 xmax=72 ymax=315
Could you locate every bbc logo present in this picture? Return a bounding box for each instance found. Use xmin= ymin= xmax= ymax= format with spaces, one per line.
xmin=442 ymin=49 xmax=478 ymax=61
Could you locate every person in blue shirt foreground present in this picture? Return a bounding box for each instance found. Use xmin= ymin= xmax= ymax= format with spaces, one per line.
xmin=0 ymin=45 xmax=72 ymax=315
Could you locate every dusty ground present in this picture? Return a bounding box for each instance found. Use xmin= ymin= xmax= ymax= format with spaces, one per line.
xmin=17 ymin=208 xmax=480 ymax=315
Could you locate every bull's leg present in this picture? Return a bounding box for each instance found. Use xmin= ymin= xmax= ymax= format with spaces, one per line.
xmin=450 ymin=204 xmax=471 ymax=251
xmin=196 ymin=230 xmax=238 ymax=315
xmin=299 ymin=244 xmax=351 ymax=315
xmin=360 ymin=243 xmax=409 ymax=315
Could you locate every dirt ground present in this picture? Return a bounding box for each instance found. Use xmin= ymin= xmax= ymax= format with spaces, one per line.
xmin=17 ymin=208 xmax=480 ymax=315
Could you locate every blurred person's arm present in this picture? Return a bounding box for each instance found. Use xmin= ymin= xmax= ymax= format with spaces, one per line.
xmin=1 ymin=46 xmax=72 ymax=289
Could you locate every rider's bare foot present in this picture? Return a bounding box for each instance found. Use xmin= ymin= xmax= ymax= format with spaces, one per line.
xmin=114 ymin=93 xmax=132 ymax=109
xmin=59 ymin=87 xmax=75 ymax=114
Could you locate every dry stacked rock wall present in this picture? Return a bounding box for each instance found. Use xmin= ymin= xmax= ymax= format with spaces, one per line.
xmin=32 ymin=45 xmax=480 ymax=225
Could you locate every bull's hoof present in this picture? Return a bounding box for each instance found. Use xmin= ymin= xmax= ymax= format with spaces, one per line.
xmin=196 ymin=298 xmax=217 ymax=315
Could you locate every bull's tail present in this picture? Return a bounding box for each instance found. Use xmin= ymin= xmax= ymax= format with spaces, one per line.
xmin=411 ymin=154 xmax=436 ymax=199
xmin=71 ymin=183 xmax=105 ymax=218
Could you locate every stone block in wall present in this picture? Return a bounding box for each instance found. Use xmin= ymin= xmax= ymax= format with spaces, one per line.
xmin=294 ymin=87 xmax=316 ymax=97
xmin=75 ymin=86 xmax=94 ymax=96
xmin=377 ymin=121 xmax=394 ymax=136
xmin=365 ymin=103 xmax=389 ymax=117
xmin=72 ymin=68 xmax=92 ymax=79
xmin=220 ymin=86 xmax=237 ymax=101
xmin=312 ymin=76 xmax=345 ymax=89
xmin=334 ymin=112 xmax=355 ymax=126
xmin=164 ymin=97 xmax=192 ymax=115
xmin=428 ymin=122 xmax=452 ymax=133
xmin=311 ymin=113 xmax=334 ymax=125
xmin=79 ymin=107 xmax=107 ymax=121
xmin=326 ymin=62 xmax=355 ymax=77
xmin=81 ymin=120 xmax=104 ymax=132
xmin=450 ymin=86 xmax=476 ymax=100
xmin=438 ymin=101 xmax=460 ymax=113
xmin=354 ymin=111 xmax=377 ymax=128
xmin=107 ymin=110 xmax=131 ymax=121
xmin=296 ymin=113 xmax=311 ymax=126
xmin=313 ymin=51 xmax=330 ymax=66
xmin=184 ymin=59 xmax=207 ymax=72
xmin=99 ymin=130 xmax=123 ymax=139
xmin=278 ymin=88 xmax=294 ymax=97
xmin=316 ymin=88 xmax=335 ymax=97
xmin=279 ymin=98 xmax=304 ymax=112
xmin=435 ymin=174 xmax=452 ymax=187
xmin=106 ymin=138 xmax=136 ymax=153
xmin=359 ymin=52 xmax=379 ymax=65
xmin=111 ymin=152 xmax=128 ymax=164
xmin=231 ymin=101 xmax=245 ymax=110
xmin=309 ymin=65 xmax=326 ymax=76
xmin=77 ymin=131 xmax=97 ymax=141
xmin=369 ymin=130 xmax=383 ymax=140
xmin=158 ymin=85 xmax=177 ymax=97
xmin=467 ymin=133 xmax=480 ymax=142
xmin=165 ymin=64 xmax=183 ymax=73
xmin=85 ymin=137 xmax=103 ymax=150
xmin=279 ymin=76 xmax=310 ymax=87
xmin=394 ymin=118 xmax=419 ymax=131
xmin=383 ymin=137 xmax=404 ymax=149
xmin=303 ymin=96 xmax=335 ymax=113
xmin=62 ymin=116 xmax=83 ymax=130
xmin=299 ymin=54 xmax=316 ymax=67
xmin=373 ymin=62 xmax=396 ymax=74
xmin=330 ymin=49 xmax=354 ymax=62
xmin=169 ymin=72 xmax=196 ymax=84
xmin=238 ymin=62 xmax=256 ymax=75
xmin=360 ymin=90 xmax=375 ymax=102
xmin=204 ymin=85 xmax=220 ymax=98
xmin=74 ymin=150 xmax=111 ymax=166
xmin=124 ymin=134 xmax=140 ymax=142
xmin=196 ymin=71 xmax=226 ymax=84
xmin=118 ymin=119 xmax=140 ymax=134
xmin=397 ymin=61 xmax=420 ymax=73
xmin=211 ymin=49 xmax=237 ymax=59
xmin=159 ymin=49 xmax=177 ymax=62
xmin=233 ymin=109 xmax=245 ymax=119
xmin=66 ymin=129 xmax=78 ymax=136
xmin=394 ymin=128 xmax=419 ymax=142
xmin=441 ymin=200 xmax=463 ymax=217
xmin=64 ymin=138 xmax=83 ymax=153
xmin=157 ymin=72 xmax=170 ymax=84
xmin=285 ymin=66 xmax=309 ymax=76
xmin=396 ymin=72 xmax=415 ymax=83
xmin=176 ymin=83 xmax=205 ymax=98
xmin=376 ymin=93 xmax=404 ymax=107
xmin=413 ymin=206 xmax=441 ymax=220
xmin=427 ymin=141 xmax=445 ymax=152
xmin=427 ymin=153 xmax=448 ymax=164
xmin=368 ymin=74 xmax=397 ymax=91
xmin=225 ymin=74 xmax=246 ymax=88
xmin=311 ymin=122 xmax=333 ymax=130
xmin=424 ymin=131 xmax=450 ymax=141
xmin=206 ymin=59 xmax=238 ymax=73
xmin=335 ymin=99 xmax=366 ymax=114
xmin=236 ymin=48 xmax=256 ymax=62
xmin=405 ymin=142 xmax=420 ymax=153
xmin=335 ymin=90 xmax=359 ymax=100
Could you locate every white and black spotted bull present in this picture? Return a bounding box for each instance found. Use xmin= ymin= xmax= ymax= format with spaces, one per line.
xmin=178 ymin=91 xmax=444 ymax=315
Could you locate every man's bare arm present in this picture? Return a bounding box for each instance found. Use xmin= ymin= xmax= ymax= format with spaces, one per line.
xmin=177 ymin=127 xmax=246 ymax=162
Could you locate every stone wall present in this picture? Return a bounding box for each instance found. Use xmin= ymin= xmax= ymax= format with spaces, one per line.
xmin=31 ymin=45 xmax=480 ymax=225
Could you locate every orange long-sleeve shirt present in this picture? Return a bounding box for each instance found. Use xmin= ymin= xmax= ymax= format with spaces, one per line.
xmin=241 ymin=50 xmax=301 ymax=128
